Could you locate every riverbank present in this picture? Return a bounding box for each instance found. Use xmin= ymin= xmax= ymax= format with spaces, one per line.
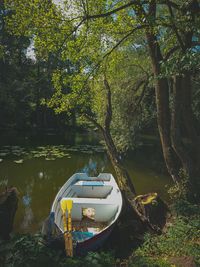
xmin=1 ymin=199 xmax=199 ymax=267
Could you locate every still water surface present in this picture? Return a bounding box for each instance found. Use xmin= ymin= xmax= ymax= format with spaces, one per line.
xmin=0 ymin=133 xmax=172 ymax=233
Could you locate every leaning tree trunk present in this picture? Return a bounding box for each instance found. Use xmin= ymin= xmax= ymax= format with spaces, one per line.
xmin=102 ymin=128 xmax=163 ymax=232
xmin=102 ymin=130 xmax=136 ymax=195
xmin=101 ymin=77 xmax=136 ymax=195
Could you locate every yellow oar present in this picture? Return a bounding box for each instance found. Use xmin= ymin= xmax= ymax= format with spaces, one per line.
xmin=66 ymin=199 xmax=73 ymax=257
xmin=60 ymin=199 xmax=73 ymax=257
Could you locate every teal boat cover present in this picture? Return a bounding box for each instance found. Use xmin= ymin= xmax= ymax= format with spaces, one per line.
xmin=82 ymin=181 xmax=104 ymax=186
xmin=72 ymin=231 xmax=93 ymax=241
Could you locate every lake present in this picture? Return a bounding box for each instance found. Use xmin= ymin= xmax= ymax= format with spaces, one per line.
xmin=0 ymin=132 xmax=172 ymax=233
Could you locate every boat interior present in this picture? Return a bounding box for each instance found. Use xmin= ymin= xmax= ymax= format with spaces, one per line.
xmin=53 ymin=174 xmax=120 ymax=240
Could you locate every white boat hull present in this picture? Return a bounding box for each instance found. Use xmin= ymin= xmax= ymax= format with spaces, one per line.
xmin=51 ymin=173 xmax=122 ymax=254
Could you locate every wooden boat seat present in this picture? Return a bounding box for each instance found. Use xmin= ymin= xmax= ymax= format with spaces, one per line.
xmin=72 ymin=217 xmax=108 ymax=233
xmin=71 ymin=181 xmax=113 ymax=199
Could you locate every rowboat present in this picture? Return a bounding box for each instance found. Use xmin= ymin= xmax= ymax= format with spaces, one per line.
xmin=50 ymin=173 xmax=122 ymax=255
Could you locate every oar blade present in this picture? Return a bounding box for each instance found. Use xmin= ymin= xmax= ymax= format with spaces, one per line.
xmin=60 ymin=198 xmax=74 ymax=257
xmin=60 ymin=198 xmax=73 ymax=212
xmin=66 ymin=199 xmax=73 ymax=211
xmin=60 ymin=199 xmax=68 ymax=213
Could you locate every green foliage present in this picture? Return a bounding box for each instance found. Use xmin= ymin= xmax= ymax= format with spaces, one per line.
xmin=172 ymin=199 xmax=200 ymax=217
xmin=84 ymin=251 xmax=115 ymax=267
xmin=0 ymin=1 xmax=76 ymax=131
xmin=129 ymin=255 xmax=171 ymax=267
xmin=167 ymin=169 xmax=189 ymax=202
xmin=3 ymin=0 xmax=200 ymax=181
xmin=130 ymin=215 xmax=200 ymax=266
xmin=161 ymin=49 xmax=200 ymax=77
xmin=4 ymin=0 xmax=155 ymax=153
xmin=0 ymin=1 xmax=35 ymax=129
xmin=0 ymin=234 xmax=115 ymax=267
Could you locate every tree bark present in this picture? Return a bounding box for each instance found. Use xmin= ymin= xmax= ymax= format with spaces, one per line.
xmin=179 ymin=73 xmax=200 ymax=201
xmin=101 ymin=127 xmax=163 ymax=232
xmin=181 ymin=73 xmax=200 ymax=172
xmin=146 ymin=31 xmax=180 ymax=183
xmin=171 ymin=75 xmax=193 ymax=176
xmin=102 ymin=129 xmax=136 ymax=195
xmin=101 ymin=77 xmax=137 ymax=194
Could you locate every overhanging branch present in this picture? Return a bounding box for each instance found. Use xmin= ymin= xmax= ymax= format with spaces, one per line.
xmin=102 ymin=25 xmax=145 ymax=60
xmin=85 ymin=1 xmax=136 ymax=20
xmin=83 ymin=113 xmax=104 ymax=132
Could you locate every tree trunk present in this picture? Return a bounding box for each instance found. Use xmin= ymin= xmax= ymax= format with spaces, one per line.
xmin=101 ymin=128 xmax=163 ymax=232
xmin=182 ymin=73 xmax=200 ymax=172
xmin=102 ymin=129 xmax=136 ymax=195
xmin=171 ymin=75 xmax=193 ymax=176
xmin=180 ymin=73 xmax=200 ymax=201
xmin=146 ymin=31 xmax=180 ymax=183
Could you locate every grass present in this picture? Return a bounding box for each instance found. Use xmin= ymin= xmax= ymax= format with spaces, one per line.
xmin=128 ymin=199 xmax=200 ymax=267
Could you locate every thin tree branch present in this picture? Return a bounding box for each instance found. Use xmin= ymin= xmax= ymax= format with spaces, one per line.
xmin=102 ymin=25 xmax=144 ymax=60
xmin=132 ymin=77 xmax=147 ymax=92
xmin=128 ymin=63 xmax=150 ymax=79
xmin=164 ymin=45 xmax=179 ymax=61
xmin=166 ymin=0 xmax=185 ymax=51
xmin=56 ymin=18 xmax=86 ymax=56
xmin=148 ymin=0 xmax=156 ymax=18
xmin=131 ymin=80 xmax=149 ymax=115
xmin=85 ymin=1 xmax=136 ymax=20
xmin=83 ymin=113 xmax=104 ymax=132
xmin=103 ymin=76 xmax=112 ymax=131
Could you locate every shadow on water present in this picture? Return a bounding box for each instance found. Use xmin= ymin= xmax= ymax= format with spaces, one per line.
xmin=0 ymin=131 xmax=172 ymax=235
xmin=0 ymin=129 xmax=100 ymax=147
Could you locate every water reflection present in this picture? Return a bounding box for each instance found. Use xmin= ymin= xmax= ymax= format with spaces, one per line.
xmin=38 ymin=172 xmax=44 ymax=179
xmin=21 ymin=182 xmax=34 ymax=231
xmin=79 ymin=156 xmax=107 ymax=176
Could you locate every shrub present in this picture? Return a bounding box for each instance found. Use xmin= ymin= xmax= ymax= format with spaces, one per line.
xmin=0 ymin=234 xmax=115 ymax=267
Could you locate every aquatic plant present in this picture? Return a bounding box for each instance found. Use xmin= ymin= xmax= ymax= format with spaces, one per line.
xmin=0 ymin=144 xmax=105 ymax=162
